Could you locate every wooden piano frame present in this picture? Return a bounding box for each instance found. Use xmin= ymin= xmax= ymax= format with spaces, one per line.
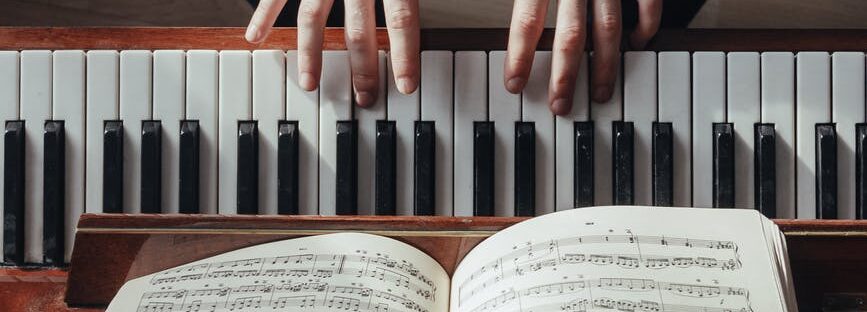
xmin=1 ymin=27 xmax=867 ymax=311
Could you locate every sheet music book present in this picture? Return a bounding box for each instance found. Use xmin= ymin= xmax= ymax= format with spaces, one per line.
xmin=107 ymin=206 xmax=797 ymax=312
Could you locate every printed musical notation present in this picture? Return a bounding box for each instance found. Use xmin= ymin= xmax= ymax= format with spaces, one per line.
xmin=457 ymin=232 xmax=742 ymax=305
xmin=467 ymin=277 xmax=751 ymax=312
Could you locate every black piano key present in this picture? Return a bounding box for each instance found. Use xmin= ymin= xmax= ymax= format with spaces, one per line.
xmin=237 ymin=121 xmax=258 ymax=215
xmin=574 ymin=121 xmax=594 ymax=208
xmin=515 ymin=122 xmax=535 ymax=216
xmin=613 ymin=121 xmax=634 ymax=205
xmin=652 ymin=122 xmax=673 ymax=207
xmin=103 ymin=121 xmax=124 ymax=213
xmin=713 ymin=123 xmax=735 ymax=208
xmin=816 ymin=123 xmax=837 ymax=219
xmin=336 ymin=120 xmax=357 ymax=215
xmin=755 ymin=123 xmax=776 ymax=218
xmin=278 ymin=120 xmax=300 ymax=215
xmin=858 ymin=123 xmax=867 ymax=219
xmin=4 ymin=121 xmax=24 ymax=264
xmin=375 ymin=121 xmax=396 ymax=215
xmin=473 ymin=121 xmax=495 ymax=216
xmin=414 ymin=121 xmax=435 ymax=216
xmin=140 ymin=121 xmax=162 ymax=213
xmin=178 ymin=120 xmax=200 ymax=214
xmin=43 ymin=121 xmax=65 ymax=265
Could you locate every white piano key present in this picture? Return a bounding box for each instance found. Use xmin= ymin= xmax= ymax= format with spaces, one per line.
xmin=624 ymin=51 xmax=657 ymax=206
xmin=832 ymin=52 xmax=865 ymax=219
xmin=85 ymin=51 xmax=119 ymax=214
xmin=488 ymin=51 xmax=520 ymax=216
xmin=218 ymin=51 xmax=252 ymax=215
xmin=319 ymin=51 xmax=352 ymax=215
xmin=0 ymin=51 xmax=19 ymax=255
xmin=356 ymin=51 xmax=387 ymax=215
xmin=521 ymin=51 xmax=554 ymax=215
xmin=420 ymin=51 xmax=454 ymax=216
xmin=454 ymin=51 xmax=488 ymax=216
xmin=727 ymin=52 xmax=760 ymax=209
xmin=658 ymin=52 xmax=691 ymax=207
xmin=692 ymin=52 xmax=726 ymax=208
xmin=186 ymin=50 xmax=219 ymax=214
xmin=120 ymin=50 xmax=153 ymax=214
xmin=796 ymin=52 xmax=831 ymax=219
xmin=252 ymin=50 xmax=286 ymax=215
xmin=555 ymin=53 xmax=589 ymax=211
xmin=286 ymin=51 xmax=319 ymax=215
xmin=51 ymin=50 xmax=85 ymax=261
xmin=761 ymin=52 xmax=795 ymax=218
xmin=20 ymin=50 xmax=51 ymax=263
xmin=387 ymin=53 xmax=419 ymax=216
xmin=152 ymin=50 xmax=185 ymax=214
xmin=591 ymin=53 xmax=623 ymax=206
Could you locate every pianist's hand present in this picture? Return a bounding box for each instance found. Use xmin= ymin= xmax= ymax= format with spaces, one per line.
xmin=245 ymin=0 xmax=419 ymax=108
xmin=505 ymin=0 xmax=662 ymax=115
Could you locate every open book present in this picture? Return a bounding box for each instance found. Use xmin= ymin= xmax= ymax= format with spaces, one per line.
xmin=108 ymin=206 xmax=797 ymax=312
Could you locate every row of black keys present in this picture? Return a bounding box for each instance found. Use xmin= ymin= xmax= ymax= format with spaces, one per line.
xmin=2 ymin=119 xmax=865 ymax=264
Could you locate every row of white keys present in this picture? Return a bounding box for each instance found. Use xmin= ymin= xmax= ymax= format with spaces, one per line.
xmin=120 ymin=51 xmax=153 ymax=214
xmin=85 ymin=51 xmax=119 ymax=213
xmin=218 ymin=51 xmax=252 ymax=214
xmin=356 ymin=51 xmax=387 ymax=215
xmin=252 ymin=50 xmax=286 ymax=215
xmin=832 ymin=52 xmax=865 ymax=219
xmin=52 ymin=50 xmax=85 ymax=261
xmin=796 ymin=52 xmax=830 ymax=219
xmin=727 ymin=52 xmax=760 ymax=209
xmin=319 ymin=51 xmax=352 ymax=215
xmin=453 ymin=51 xmax=488 ymax=216
xmin=0 ymin=52 xmax=18 ymax=257
xmin=623 ymin=51 xmax=657 ymax=206
xmin=388 ymin=53 xmax=420 ymax=216
xmin=186 ymin=50 xmax=219 ymax=214
xmin=554 ymin=53 xmax=589 ymax=211
xmin=153 ymin=50 xmax=185 ymax=213
xmin=20 ymin=50 xmax=51 ymax=263
xmin=591 ymin=54 xmax=623 ymax=206
xmin=286 ymin=51 xmax=319 ymax=215
xmin=488 ymin=51 xmax=520 ymax=216
xmin=658 ymin=52 xmax=692 ymax=207
xmin=522 ymin=51 xmax=554 ymax=215
xmin=421 ymin=51 xmax=455 ymax=216
xmin=761 ymin=52 xmax=795 ymax=218
xmin=692 ymin=52 xmax=726 ymax=208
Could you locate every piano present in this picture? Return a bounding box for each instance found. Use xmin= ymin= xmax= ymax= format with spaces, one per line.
xmin=1 ymin=28 xmax=867 ymax=311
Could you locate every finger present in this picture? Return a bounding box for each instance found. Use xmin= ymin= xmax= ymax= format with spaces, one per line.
xmin=297 ymin=0 xmax=335 ymax=91
xmin=504 ymin=0 xmax=550 ymax=94
xmin=548 ymin=0 xmax=587 ymax=115
xmin=345 ymin=0 xmax=379 ymax=107
xmin=629 ymin=0 xmax=662 ymax=49
xmin=245 ymin=0 xmax=289 ymax=43
xmin=591 ymin=0 xmax=622 ymax=103
xmin=383 ymin=0 xmax=420 ymax=94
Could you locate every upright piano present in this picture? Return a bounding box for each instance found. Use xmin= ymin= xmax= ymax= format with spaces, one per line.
xmin=0 ymin=27 xmax=866 ymax=311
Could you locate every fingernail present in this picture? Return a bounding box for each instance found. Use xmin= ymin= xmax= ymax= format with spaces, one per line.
xmin=355 ymin=91 xmax=374 ymax=107
xmin=398 ymin=78 xmax=417 ymax=94
xmin=551 ymin=98 xmax=570 ymax=115
xmin=593 ymin=85 xmax=612 ymax=103
xmin=506 ymin=77 xmax=525 ymax=94
xmin=300 ymin=72 xmax=316 ymax=91
xmin=245 ymin=24 xmax=262 ymax=43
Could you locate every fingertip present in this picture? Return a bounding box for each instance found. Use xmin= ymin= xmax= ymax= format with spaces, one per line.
xmin=505 ymin=77 xmax=526 ymax=94
xmin=245 ymin=24 xmax=263 ymax=43
xmin=550 ymin=98 xmax=571 ymax=116
xmin=355 ymin=91 xmax=376 ymax=108
xmin=592 ymin=85 xmax=612 ymax=103
xmin=397 ymin=77 xmax=418 ymax=94
xmin=300 ymin=72 xmax=318 ymax=91
xmin=629 ymin=32 xmax=650 ymax=50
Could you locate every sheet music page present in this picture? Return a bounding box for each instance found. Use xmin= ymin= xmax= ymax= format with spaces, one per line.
xmin=107 ymin=232 xmax=449 ymax=312
xmin=450 ymin=206 xmax=789 ymax=312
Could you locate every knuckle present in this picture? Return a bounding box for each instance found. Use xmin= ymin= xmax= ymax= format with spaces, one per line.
xmin=597 ymin=13 xmax=621 ymax=34
xmin=345 ymin=28 xmax=367 ymax=45
xmin=388 ymin=7 xmax=415 ymax=30
xmin=516 ymin=11 xmax=543 ymax=35
xmin=555 ymin=26 xmax=585 ymax=53
xmin=297 ymin=2 xmax=322 ymax=27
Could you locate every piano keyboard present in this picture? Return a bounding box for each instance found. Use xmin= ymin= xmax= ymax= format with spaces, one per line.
xmin=1 ymin=49 xmax=866 ymax=265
